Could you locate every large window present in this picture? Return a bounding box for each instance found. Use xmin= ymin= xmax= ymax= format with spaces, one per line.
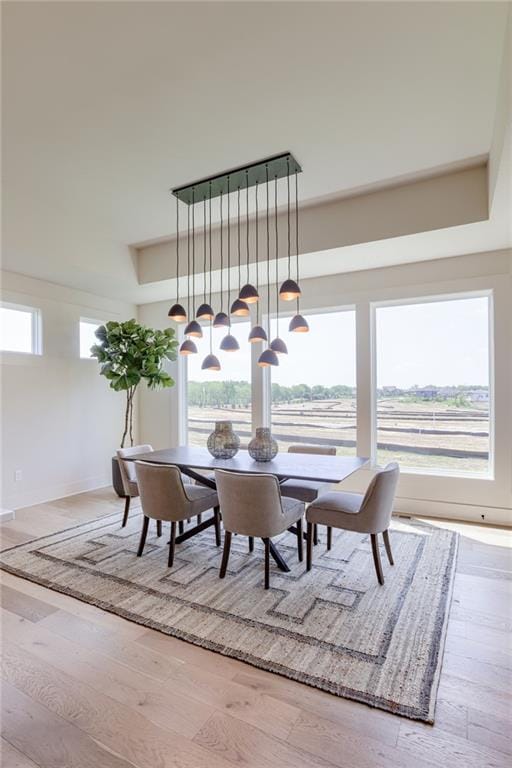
xmin=375 ymin=294 xmax=491 ymax=475
xmin=270 ymin=310 xmax=356 ymax=455
xmin=187 ymin=321 xmax=252 ymax=448
xmin=0 ymin=304 xmax=40 ymax=354
xmin=80 ymin=318 xmax=103 ymax=358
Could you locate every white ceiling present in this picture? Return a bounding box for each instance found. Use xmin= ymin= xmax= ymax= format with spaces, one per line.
xmin=2 ymin=1 xmax=510 ymax=303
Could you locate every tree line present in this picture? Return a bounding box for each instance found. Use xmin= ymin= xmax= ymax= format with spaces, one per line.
xmin=188 ymin=380 xmax=355 ymax=408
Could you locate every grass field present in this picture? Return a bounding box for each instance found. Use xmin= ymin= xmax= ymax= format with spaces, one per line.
xmin=187 ymin=396 xmax=490 ymax=475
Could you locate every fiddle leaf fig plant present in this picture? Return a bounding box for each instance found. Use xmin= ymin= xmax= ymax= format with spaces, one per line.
xmin=91 ymin=319 xmax=178 ymax=448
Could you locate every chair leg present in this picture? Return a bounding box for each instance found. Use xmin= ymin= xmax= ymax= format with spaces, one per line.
xmin=371 ymin=533 xmax=384 ymax=585
xmin=156 ymin=520 xmax=162 ymax=537
xmin=219 ymin=531 xmax=232 ymax=578
xmin=263 ymin=538 xmax=270 ymax=589
xmin=178 ymin=520 xmax=184 ymax=535
xmin=306 ymin=522 xmax=313 ymax=571
xmin=327 ymin=526 xmax=332 ymax=551
xmin=313 ymin=523 xmax=319 ymax=546
xmin=197 ymin=514 xmax=202 ymax=524
xmin=296 ymin=517 xmax=303 ymax=562
xmin=122 ymin=496 xmax=130 ymax=527
xmin=214 ymin=506 xmax=221 ymax=547
xmin=137 ymin=515 xmax=149 ymax=557
xmin=382 ymin=529 xmax=394 ymax=565
xmin=168 ymin=522 xmax=176 ymax=567
xmin=248 ymin=536 xmax=254 ymax=553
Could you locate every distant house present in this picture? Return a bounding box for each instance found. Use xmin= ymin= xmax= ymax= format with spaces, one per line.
xmin=413 ymin=387 xmax=439 ymax=400
xmin=466 ymin=389 xmax=489 ymax=403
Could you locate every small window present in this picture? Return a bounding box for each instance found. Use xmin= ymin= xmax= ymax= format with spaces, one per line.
xmin=80 ymin=319 xmax=103 ymax=359
xmin=0 ymin=304 xmax=41 ymax=354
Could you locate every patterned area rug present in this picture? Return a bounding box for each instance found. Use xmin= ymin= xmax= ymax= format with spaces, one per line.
xmin=0 ymin=511 xmax=457 ymax=722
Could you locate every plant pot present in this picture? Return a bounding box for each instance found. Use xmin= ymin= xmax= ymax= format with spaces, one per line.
xmin=112 ymin=456 xmax=125 ymax=497
xmin=248 ymin=428 xmax=278 ymax=462
xmin=207 ymin=421 xmax=240 ymax=459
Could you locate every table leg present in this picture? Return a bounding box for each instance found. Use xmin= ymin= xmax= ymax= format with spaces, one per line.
xmin=268 ymin=540 xmax=290 ymax=572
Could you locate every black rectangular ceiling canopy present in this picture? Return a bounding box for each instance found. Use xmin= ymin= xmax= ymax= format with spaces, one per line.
xmin=172 ymin=152 xmax=302 ymax=205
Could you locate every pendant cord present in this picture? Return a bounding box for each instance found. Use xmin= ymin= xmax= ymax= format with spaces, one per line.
xmin=176 ymin=195 xmax=180 ymax=303
xmin=266 ymin=165 xmax=270 ymax=337
xmin=295 ymin=169 xmax=300 ymax=314
xmin=287 ymin=157 xmax=291 ymax=279
xmin=237 ymin=186 xmax=241 ymax=293
xmin=227 ymin=177 xmax=231 ymax=329
xmin=187 ymin=204 xmax=191 ymax=317
xmin=275 ymin=174 xmax=279 ymax=336
xmin=246 ymin=171 xmax=250 ymax=284
xmin=209 ymin=183 xmax=212 ymax=352
xmin=255 ymin=181 xmax=259 ymax=323
xmin=192 ymin=188 xmax=195 ymax=312
xmin=219 ymin=190 xmax=223 ymax=313
xmin=203 ymin=196 xmax=207 ymax=304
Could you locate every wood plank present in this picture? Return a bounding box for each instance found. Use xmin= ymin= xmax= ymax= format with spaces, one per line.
xmin=1 ymin=681 xmax=134 ymax=768
xmin=1 ymin=738 xmax=40 ymax=768
xmin=0 ymin=585 xmax=58 ymax=623
xmin=1 ymin=608 xmax=214 ymax=740
xmin=397 ymin=720 xmax=510 ymax=768
xmin=467 ymin=707 xmax=512 ymax=756
xmin=0 ymin=640 xmax=237 ymax=768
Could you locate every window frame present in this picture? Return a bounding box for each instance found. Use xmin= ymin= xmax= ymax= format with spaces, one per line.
xmin=79 ymin=317 xmax=104 ymax=360
xmin=370 ymin=289 xmax=494 ymax=479
xmin=0 ymin=301 xmax=42 ymax=355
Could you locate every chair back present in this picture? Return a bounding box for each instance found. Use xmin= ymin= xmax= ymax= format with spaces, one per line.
xmin=135 ymin=461 xmax=189 ymax=522
xmin=288 ymin=444 xmax=336 ymax=456
xmin=116 ymin=444 xmax=153 ymax=496
xmin=359 ymin=462 xmax=400 ymax=533
xmin=215 ymin=470 xmax=285 ymax=538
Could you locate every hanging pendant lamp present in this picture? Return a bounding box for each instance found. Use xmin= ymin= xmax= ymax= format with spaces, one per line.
xmin=289 ymin=169 xmax=309 ymax=333
xmin=168 ymin=195 xmax=188 ymax=322
xmin=201 ymin=185 xmax=221 ymax=371
xmin=279 ymin=158 xmax=301 ymax=302
xmin=221 ymin=177 xmax=240 ymax=352
xmin=180 ymin=204 xmax=198 ymax=355
xmin=184 ymin=188 xmax=203 ymax=338
xmin=230 ymin=186 xmax=250 ymax=317
xmin=213 ymin=189 xmax=230 ymax=329
xmin=196 ymin=196 xmax=214 ymax=321
xmin=239 ymin=171 xmax=259 ymax=305
xmin=269 ymin=174 xmax=288 ymax=356
xmin=258 ymin=165 xmax=278 ymax=367
xmin=249 ymin=180 xmax=267 ymax=343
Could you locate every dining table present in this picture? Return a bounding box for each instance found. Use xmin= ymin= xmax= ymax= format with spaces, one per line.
xmin=127 ymin=446 xmax=368 ymax=572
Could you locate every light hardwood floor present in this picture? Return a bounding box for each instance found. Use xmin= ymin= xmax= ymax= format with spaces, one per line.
xmin=1 ymin=488 xmax=511 ymax=768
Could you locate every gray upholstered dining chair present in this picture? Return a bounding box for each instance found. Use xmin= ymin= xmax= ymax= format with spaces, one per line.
xmin=135 ymin=461 xmax=220 ymax=567
xmin=116 ymin=444 xmax=153 ymax=526
xmin=281 ymin=444 xmax=336 ymax=545
xmin=215 ymin=469 xmax=305 ymax=589
xmin=306 ymin=462 xmax=400 ymax=585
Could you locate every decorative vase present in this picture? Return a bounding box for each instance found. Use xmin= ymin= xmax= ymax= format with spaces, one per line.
xmin=207 ymin=421 xmax=240 ymax=459
xmin=248 ymin=428 xmax=278 ymax=462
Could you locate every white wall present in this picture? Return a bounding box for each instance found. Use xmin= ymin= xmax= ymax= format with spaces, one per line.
xmin=138 ymin=249 xmax=512 ymax=527
xmin=1 ymin=272 xmax=137 ymax=509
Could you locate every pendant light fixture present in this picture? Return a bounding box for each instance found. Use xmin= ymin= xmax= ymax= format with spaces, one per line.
xmin=279 ymin=157 xmax=301 ymax=302
xmin=213 ymin=189 xmax=230 ymax=329
xmin=168 ymin=195 xmax=188 ymax=323
xmin=230 ymin=186 xmax=250 ymax=317
xmin=196 ymin=194 xmax=214 ymax=321
xmin=184 ymin=188 xmax=203 ymax=338
xmin=289 ymin=168 xmax=309 ymax=333
xmin=248 ymin=180 xmax=267 ymax=343
xmin=220 ymin=177 xmax=240 ymax=352
xmin=202 ymin=186 xmax=221 ymax=371
xmin=270 ymin=174 xmax=288 ymax=356
xmin=239 ymin=171 xmax=259 ymax=305
xmin=179 ymin=204 xmax=197 ymax=355
xmin=258 ymin=164 xmax=279 ymax=367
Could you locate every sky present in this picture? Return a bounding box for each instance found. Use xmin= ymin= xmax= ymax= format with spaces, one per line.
xmin=188 ymin=296 xmax=489 ymax=388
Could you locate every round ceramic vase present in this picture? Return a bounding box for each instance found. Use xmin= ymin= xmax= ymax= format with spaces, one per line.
xmin=248 ymin=428 xmax=278 ymax=462
xmin=207 ymin=421 xmax=240 ymax=459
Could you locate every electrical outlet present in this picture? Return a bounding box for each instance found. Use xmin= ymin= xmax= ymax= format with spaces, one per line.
xmin=14 ymin=469 xmax=22 ymax=482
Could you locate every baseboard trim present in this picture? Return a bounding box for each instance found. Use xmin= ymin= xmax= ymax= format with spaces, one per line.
xmin=0 ymin=508 xmax=15 ymax=522
xmin=394 ymin=496 xmax=511 ymax=527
